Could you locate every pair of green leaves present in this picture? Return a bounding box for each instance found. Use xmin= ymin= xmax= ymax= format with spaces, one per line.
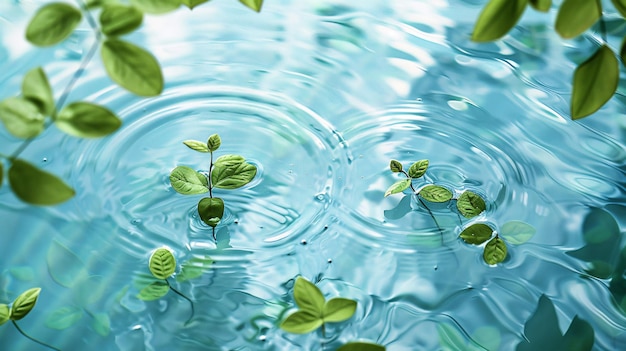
xmin=280 ymin=277 xmax=357 ymax=334
xmin=460 ymin=221 xmax=535 ymax=264
xmin=0 ymin=288 xmax=41 ymax=326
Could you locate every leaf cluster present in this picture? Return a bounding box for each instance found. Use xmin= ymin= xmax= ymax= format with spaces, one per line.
xmin=0 ymin=288 xmax=42 ymax=325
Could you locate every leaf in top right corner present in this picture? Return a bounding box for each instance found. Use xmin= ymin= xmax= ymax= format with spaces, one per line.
xmin=555 ymin=0 xmax=601 ymax=39
xmin=471 ymin=0 xmax=528 ymax=42
xmin=456 ymin=191 xmax=486 ymax=218
xmin=572 ymin=45 xmax=618 ymax=120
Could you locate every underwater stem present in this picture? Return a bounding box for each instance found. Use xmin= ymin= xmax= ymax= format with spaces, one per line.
xmin=320 ymin=323 xmax=327 ymax=350
xmin=401 ymin=170 xmax=445 ymax=243
xmin=598 ymin=14 xmax=607 ymax=44
xmin=12 ymin=321 xmax=61 ymax=351
xmin=166 ymin=280 xmax=195 ymax=325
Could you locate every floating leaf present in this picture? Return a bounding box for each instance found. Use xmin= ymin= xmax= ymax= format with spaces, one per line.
xmin=337 ymin=342 xmax=386 ymax=351
xmin=460 ymin=223 xmax=493 ymax=245
xmin=294 ymin=277 xmax=325 ymax=315
xmin=214 ymin=154 xmax=245 ymax=168
xmin=408 ymin=159 xmax=429 ymax=178
xmin=471 ymin=0 xmax=528 ymax=42
xmin=384 ymin=179 xmax=411 ymax=197
xmin=198 ymin=197 xmax=224 ymax=227
xmin=11 ymin=288 xmax=41 ymax=320
xmin=0 ymin=97 xmax=45 ymax=138
xmin=529 ymin=0 xmax=551 ymax=11
xmin=500 ymin=221 xmax=536 ymax=244
xmin=56 ymin=102 xmax=121 ymax=138
xmin=239 ymin=0 xmax=263 ymax=12
xmin=207 ymin=134 xmax=221 ymax=152
xmin=0 ymin=304 xmax=9 ymax=326
xmin=389 ymin=160 xmax=403 ymax=173
xmin=137 ymin=281 xmax=169 ymax=301
xmin=22 ymin=67 xmax=55 ymax=116
xmin=101 ymin=39 xmax=163 ymax=96
xmin=169 ymin=166 xmax=208 ymax=195
xmin=9 ymin=159 xmax=75 ymax=205
xmin=279 ymin=310 xmax=322 ymax=334
xmin=483 ymin=236 xmax=507 ymax=264
xmin=613 ymin=0 xmax=626 ymax=18
xmin=45 ymin=306 xmax=83 ymax=330
xmin=456 ymin=191 xmax=486 ymax=218
xmin=420 ymin=185 xmax=452 ymax=203
xmin=149 ymin=247 xmax=176 ymax=279
xmin=322 ymin=297 xmax=356 ymax=323
xmin=182 ymin=0 xmax=209 ymax=9
xmin=91 ymin=312 xmax=111 ymax=337
xmin=130 ymin=0 xmax=181 ymax=13
xmin=176 ymin=255 xmax=214 ymax=282
xmin=571 ymin=45 xmax=618 ymax=119
xmin=563 ymin=316 xmax=595 ymax=351
xmin=212 ymin=159 xmax=257 ymax=189
xmin=183 ymin=140 xmax=209 ymax=153
xmin=25 ymin=2 xmax=82 ymax=46
xmin=555 ymin=0 xmax=601 ymax=39
xmin=99 ymin=4 xmax=143 ymax=37
xmin=47 ymin=239 xmax=85 ymax=288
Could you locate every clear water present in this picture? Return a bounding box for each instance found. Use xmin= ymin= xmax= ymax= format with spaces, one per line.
xmin=1 ymin=0 xmax=626 ymax=350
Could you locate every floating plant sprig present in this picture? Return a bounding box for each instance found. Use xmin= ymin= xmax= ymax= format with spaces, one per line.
xmin=1 ymin=288 xmax=61 ymax=351
xmin=170 ymin=133 xmax=257 ymax=241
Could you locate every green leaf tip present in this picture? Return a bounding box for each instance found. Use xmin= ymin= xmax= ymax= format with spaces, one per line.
xmin=183 ymin=140 xmax=210 ymax=153
xmin=0 ymin=304 xmax=10 ymax=326
xmin=419 ymin=185 xmax=452 ymax=203
xmin=322 ymin=297 xmax=356 ymax=323
xmin=484 ymin=236 xmax=507 ymax=264
xmin=337 ymin=342 xmax=386 ymax=351
xmin=572 ymin=45 xmax=618 ymax=120
xmin=182 ymin=0 xmax=210 ymax=10
xmin=280 ymin=310 xmax=323 ymax=334
xmin=9 ymin=159 xmax=75 ymax=205
xmin=471 ymin=0 xmax=527 ymax=42
xmin=130 ymin=0 xmax=181 ymax=14
xmin=529 ymin=0 xmax=551 ymax=12
xmin=149 ymin=247 xmax=176 ymax=279
xmin=555 ymin=0 xmax=601 ymax=39
xmin=170 ymin=166 xmax=209 ymax=195
xmin=389 ymin=160 xmax=403 ymax=173
xmin=239 ymin=0 xmax=263 ymax=12
xmin=207 ymin=134 xmax=221 ymax=152
xmin=22 ymin=67 xmax=55 ymax=116
xmin=408 ymin=159 xmax=429 ymax=178
xmin=11 ymin=287 xmax=41 ymax=320
xmin=294 ymin=277 xmax=325 ymax=315
xmin=26 ymin=2 xmax=82 ymax=46
xmin=0 ymin=97 xmax=46 ymax=138
xmin=384 ymin=179 xmax=411 ymax=197
xmin=457 ymin=191 xmax=486 ymax=218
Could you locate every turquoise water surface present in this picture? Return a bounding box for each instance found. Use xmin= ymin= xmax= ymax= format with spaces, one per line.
xmin=1 ymin=0 xmax=626 ymax=350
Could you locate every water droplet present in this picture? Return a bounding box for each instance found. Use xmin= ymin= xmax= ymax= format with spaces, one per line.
xmin=259 ymin=335 xmax=266 ymax=342
xmin=42 ymin=158 xmax=48 ymax=163
xmin=234 ymin=220 xmax=239 ymax=224
xmin=327 ymin=258 xmax=332 ymax=263
xmin=131 ymin=219 xmax=142 ymax=225
xmin=300 ymin=240 xmax=307 ymax=245
xmin=434 ymin=265 xmax=438 ymax=271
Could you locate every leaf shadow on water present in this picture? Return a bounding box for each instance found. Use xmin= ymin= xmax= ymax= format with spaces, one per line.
xmin=383 ymin=194 xmax=412 ymax=220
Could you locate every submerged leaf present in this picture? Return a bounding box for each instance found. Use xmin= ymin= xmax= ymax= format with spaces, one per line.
xmin=47 ymin=239 xmax=85 ymax=288
xmin=322 ymin=298 xmax=356 ymax=323
xmin=182 ymin=0 xmax=210 ymax=9
xmin=0 ymin=304 xmax=9 ymax=326
xmin=460 ymin=223 xmax=493 ymax=245
xmin=169 ymin=166 xmax=208 ymax=195
xmin=100 ymin=4 xmax=143 ymax=37
xmin=56 ymin=102 xmax=121 ymax=137
xmin=149 ymin=247 xmax=176 ymax=279
xmin=571 ymin=45 xmax=618 ymax=119
xmin=137 ymin=281 xmax=169 ymax=301
xmin=26 ymin=2 xmax=82 ymax=46
xmin=239 ymin=0 xmax=263 ymax=12
xmin=9 ymin=159 xmax=75 ymax=205
xmin=183 ymin=140 xmax=209 ymax=153
xmin=555 ymin=0 xmax=601 ymax=39
xmin=500 ymin=221 xmax=536 ymax=244
xmin=101 ymin=39 xmax=163 ymax=96
xmin=22 ymin=67 xmax=55 ymax=116
xmin=529 ymin=0 xmax=551 ymax=12
xmin=337 ymin=342 xmax=386 ymax=351
xmin=45 ymin=306 xmax=83 ymax=330
xmin=294 ymin=277 xmax=325 ymax=315
xmin=472 ymin=0 xmax=528 ymax=42
xmin=11 ymin=288 xmax=41 ymax=320
xmin=176 ymin=255 xmax=214 ymax=282
xmin=280 ymin=310 xmax=322 ymax=334
xmin=91 ymin=312 xmax=111 ymax=336
xmin=0 ymin=163 xmax=3 ymax=188
xmin=483 ymin=236 xmax=507 ymax=264
xmin=207 ymin=134 xmax=221 ymax=152
xmin=456 ymin=191 xmax=486 ymax=218
xmin=389 ymin=160 xmax=403 ymax=173
xmin=384 ymin=179 xmax=411 ymax=197
xmin=563 ymin=316 xmax=595 ymax=351
xmin=419 ymin=185 xmax=452 ymax=203
xmin=130 ymin=0 xmax=181 ymax=13
xmin=73 ymin=275 xmax=105 ymax=307
xmin=198 ymin=197 xmax=224 ymax=227
xmin=408 ymin=159 xmax=429 ymax=178
xmin=212 ymin=159 xmax=257 ymax=189
xmin=0 ymin=97 xmax=45 ymax=138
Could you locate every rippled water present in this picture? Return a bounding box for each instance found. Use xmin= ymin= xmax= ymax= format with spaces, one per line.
xmin=1 ymin=0 xmax=626 ymax=350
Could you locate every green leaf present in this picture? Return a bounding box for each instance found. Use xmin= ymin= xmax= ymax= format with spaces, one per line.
xmin=389 ymin=160 xmax=403 ymax=173
xmin=337 ymin=342 xmax=386 ymax=351
xmin=529 ymin=0 xmax=551 ymax=11
xmin=11 ymin=288 xmax=41 ymax=320
xmin=214 ymin=154 xmax=245 ymax=168
xmin=613 ymin=0 xmax=626 ymax=18
xmin=483 ymin=236 xmax=507 ymax=264
xmin=0 ymin=97 xmax=45 ymax=138
xmin=239 ymin=0 xmax=263 ymax=12
xmin=0 ymin=304 xmax=10 ymax=326
xmin=149 ymin=247 xmax=176 ymax=279
xmin=169 ymin=166 xmax=208 ymax=195
xmin=101 ymin=39 xmax=163 ymax=96
xmin=47 ymin=239 xmax=85 ymax=288
xmin=130 ymin=0 xmax=181 ymax=14
xmin=456 ymin=191 xmax=486 ymax=218
xmin=22 ymin=67 xmax=55 ymax=116
xmin=459 ymin=223 xmax=493 ymax=245
xmin=176 ymin=255 xmax=214 ymax=282
xmin=25 ymin=2 xmax=82 ymax=46
xmin=183 ymin=140 xmax=209 ymax=153
xmin=9 ymin=159 xmax=75 ymax=205
xmin=471 ymin=0 xmax=528 ymax=42
xmin=137 ymin=281 xmax=169 ymax=301
xmin=198 ymin=197 xmax=224 ymax=227
xmin=56 ymin=102 xmax=121 ymax=138
xmin=207 ymin=134 xmax=221 ymax=152
xmin=572 ymin=45 xmax=618 ymax=119
xmin=279 ymin=310 xmax=323 ymax=334
xmin=182 ymin=0 xmax=209 ymax=9
xmin=100 ymin=4 xmax=143 ymax=37
xmin=322 ymin=297 xmax=356 ymax=323
xmin=384 ymin=179 xmax=411 ymax=197
xmin=212 ymin=159 xmax=257 ymax=189
xmin=419 ymin=185 xmax=452 ymax=203
xmin=408 ymin=159 xmax=429 ymax=178
xmin=91 ymin=312 xmax=111 ymax=336
xmin=500 ymin=221 xmax=536 ymax=244
xmin=555 ymin=0 xmax=601 ymax=39
xmin=293 ymin=277 xmax=325 ymax=315
xmin=45 ymin=306 xmax=83 ymax=330
xmin=563 ymin=316 xmax=595 ymax=351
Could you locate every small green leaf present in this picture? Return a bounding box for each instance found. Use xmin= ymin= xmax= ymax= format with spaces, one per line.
xmin=457 ymin=191 xmax=486 ymax=218
xmin=322 ymin=298 xmax=356 ymax=323
xmin=384 ymin=179 xmax=411 ymax=197
xmin=137 ymin=281 xmax=169 ymax=301
xmin=294 ymin=277 xmax=325 ymax=315
xmin=101 ymin=38 xmax=163 ymax=96
xmin=207 ymin=134 xmax=221 ymax=152
xmin=214 ymin=154 xmax=245 ymax=168
xmin=239 ymin=0 xmax=263 ymax=12
xmin=529 ymin=0 xmax=551 ymax=12
xmin=149 ymin=247 xmax=176 ymax=279
xmin=337 ymin=342 xmax=386 ymax=351
xmin=22 ymin=67 xmax=55 ymax=116
xmin=91 ymin=312 xmax=111 ymax=336
xmin=279 ymin=310 xmax=322 ymax=334
xmin=555 ymin=0 xmax=601 ymax=39
xmin=25 ymin=2 xmax=82 ymax=46
xmin=45 ymin=306 xmax=83 ymax=330
xmin=183 ymin=140 xmax=209 ymax=153
xmin=571 ymin=45 xmax=618 ymax=119
xmin=169 ymin=166 xmax=208 ymax=195
xmin=408 ymin=159 xmax=429 ymax=178
xmin=460 ymin=223 xmax=493 ymax=245
xmin=47 ymin=239 xmax=85 ymax=288
xmin=0 ymin=97 xmax=45 ymax=138
xmin=100 ymin=4 xmax=143 ymax=37
xmin=11 ymin=288 xmax=41 ymax=320
xmin=198 ymin=197 xmax=224 ymax=227
xmin=176 ymin=255 xmax=214 ymax=282
xmin=56 ymin=102 xmax=121 ymax=138
xmin=613 ymin=0 xmax=626 ymax=18
xmin=9 ymin=159 xmax=75 ymax=205
xmin=130 ymin=0 xmax=181 ymax=14
xmin=483 ymin=236 xmax=507 ymax=264
xmin=389 ymin=160 xmax=403 ymax=173
xmin=500 ymin=221 xmax=536 ymax=244
xmin=419 ymin=185 xmax=452 ymax=203
xmin=0 ymin=304 xmax=10 ymax=326
xmin=212 ymin=159 xmax=257 ymax=189
xmin=471 ymin=0 xmax=528 ymax=42
xmin=182 ymin=0 xmax=209 ymax=9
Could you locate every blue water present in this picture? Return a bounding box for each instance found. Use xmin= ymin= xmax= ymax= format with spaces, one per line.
xmin=1 ymin=0 xmax=626 ymax=350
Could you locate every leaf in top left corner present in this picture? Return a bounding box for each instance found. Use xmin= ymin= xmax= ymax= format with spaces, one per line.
xmin=26 ymin=3 xmax=82 ymax=46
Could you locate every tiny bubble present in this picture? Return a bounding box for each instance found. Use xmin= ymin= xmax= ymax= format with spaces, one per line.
xmin=434 ymin=265 xmax=438 ymax=271
xmin=327 ymin=258 xmax=332 ymax=263
xmin=234 ymin=220 xmax=239 ymax=224
xmin=323 ymin=225 xmax=328 ymax=230
xmin=300 ymin=240 xmax=307 ymax=245
xmin=259 ymin=335 xmax=266 ymax=342
xmin=42 ymin=158 xmax=48 ymax=162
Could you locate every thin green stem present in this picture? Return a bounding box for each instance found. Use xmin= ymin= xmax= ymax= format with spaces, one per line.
xmin=209 ymin=151 xmax=213 ymax=198
xmin=166 ymin=280 xmax=195 ymax=325
xmin=599 ymin=14 xmax=607 ymax=44
xmin=321 ymin=323 xmax=327 ymax=351
xmin=401 ymin=170 xmax=445 ymax=243
xmin=12 ymin=321 xmax=61 ymax=351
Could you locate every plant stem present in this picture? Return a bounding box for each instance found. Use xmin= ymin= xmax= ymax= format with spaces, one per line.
xmin=320 ymin=323 xmax=326 ymax=351
xmin=208 ymin=151 xmax=217 ymax=242
xmin=12 ymin=321 xmax=61 ymax=351
xmin=599 ymin=14 xmax=607 ymax=44
xmin=166 ymin=280 xmax=195 ymax=325
xmin=401 ymin=170 xmax=445 ymax=243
